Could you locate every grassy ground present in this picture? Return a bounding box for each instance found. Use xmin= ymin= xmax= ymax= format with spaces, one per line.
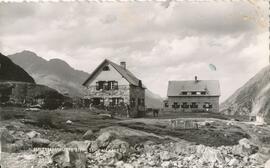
xmin=1 ymin=107 xmax=269 ymax=147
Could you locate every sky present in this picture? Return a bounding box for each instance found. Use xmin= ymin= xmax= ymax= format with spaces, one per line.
xmin=0 ymin=1 xmax=269 ymax=102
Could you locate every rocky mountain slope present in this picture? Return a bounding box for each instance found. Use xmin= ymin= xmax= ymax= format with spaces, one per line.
xmin=220 ymin=65 xmax=270 ymax=124
xmin=8 ymin=50 xmax=163 ymax=108
xmin=8 ymin=50 xmax=89 ymax=97
xmin=0 ymin=53 xmax=35 ymax=83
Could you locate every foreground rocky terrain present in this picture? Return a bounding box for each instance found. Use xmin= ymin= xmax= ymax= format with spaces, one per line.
xmin=1 ymin=108 xmax=270 ymax=168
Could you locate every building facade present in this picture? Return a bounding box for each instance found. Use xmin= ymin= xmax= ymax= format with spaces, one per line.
xmin=82 ymin=59 xmax=146 ymax=117
xmin=164 ymin=77 xmax=220 ymax=113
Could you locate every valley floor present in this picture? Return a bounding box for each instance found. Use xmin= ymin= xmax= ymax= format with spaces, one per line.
xmin=0 ymin=107 xmax=270 ymax=168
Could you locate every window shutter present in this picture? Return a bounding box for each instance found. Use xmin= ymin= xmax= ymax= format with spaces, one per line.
xmin=96 ymin=82 xmax=100 ymax=90
xmin=104 ymin=82 xmax=108 ymax=90
xmin=114 ymin=81 xmax=118 ymax=90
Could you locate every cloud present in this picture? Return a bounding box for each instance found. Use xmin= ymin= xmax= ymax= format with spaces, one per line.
xmin=0 ymin=1 xmax=268 ymax=102
xmin=100 ymin=14 xmax=117 ymax=24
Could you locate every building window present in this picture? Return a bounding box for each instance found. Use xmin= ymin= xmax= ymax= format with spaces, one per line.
xmin=182 ymin=92 xmax=187 ymax=95
xmin=91 ymin=97 xmax=104 ymax=106
xmin=141 ymin=98 xmax=145 ymax=106
xmin=103 ymin=66 xmax=110 ymax=71
xmin=164 ymin=102 xmax=168 ymax=108
xmin=96 ymin=81 xmax=106 ymax=90
xmin=96 ymin=81 xmax=118 ymax=90
xmin=181 ymin=102 xmax=189 ymax=108
xmin=191 ymin=92 xmax=196 ymax=95
xmin=138 ymin=98 xmax=141 ymax=106
xmin=201 ymin=91 xmax=206 ymax=95
xmin=190 ymin=102 xmax=198 ymax=108
xmin=103 ymin=82 xmax=109 ymax=90
xmin=109 ymin=97 xmax=123 ymax=106
xmin=172 ymin=102 xmax=180 ymax=109
xmin=108 ymin=81 xmax=118 ymax=90
xmin=203 ymin=102 xmax=212 ymax=108
xmin=130 ymin=98 xmax=136 ymax=107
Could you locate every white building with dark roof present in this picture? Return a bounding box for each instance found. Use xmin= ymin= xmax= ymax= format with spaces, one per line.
xmin=82 ymin=59 xmax=146 ymax=117
xmin=164 ymin=76 xmax=221 ymax=113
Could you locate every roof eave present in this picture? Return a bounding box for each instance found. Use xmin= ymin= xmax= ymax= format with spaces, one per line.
xmin=82 ymin=59 xmax=108 ymax=86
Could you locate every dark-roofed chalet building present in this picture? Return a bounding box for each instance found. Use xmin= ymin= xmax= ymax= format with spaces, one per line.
xmin=164 ymin=76 xmax=220 ymax=113
xmin=82 ymin=59 xmax=146 ymax=117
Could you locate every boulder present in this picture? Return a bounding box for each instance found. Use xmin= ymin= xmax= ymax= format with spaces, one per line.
xmin=239 ymin=138 xmax=256 ymax=149
xmin=115 ymin=161 xmax=124 ymax=167
xmin=83 ymin=129 xmax=95 ymax=140
xmin=249 ymin=153 xmax=269 ymax=165
xmin=100 ymin=150 xmax=122 ymax=164
xmin=232 ymin=138 xmax=259 ymax=156
xmin=184 ymin=154 xmax=196 ymax=161
xmin=161 ymin=161 xmax=173 ymax=168
xmin=66 ymin=120 xmax=73 ymax=125
xmin=107 ymin=139 xmax=130 ymax=159
xmin=87 ymin=141 xmax=99 ymax=153
xmin=260 ymin=146 xmax=270 ymax=155
xmin=201 ymin=147 xmax=224 ymax=163
xmin=26 ymin=130 xmax=41 ymax=139
xmin=228 ymin=158 xmax=239 ymax=166
xmin=143 ymin=140 xmax=155 ymax=146
xmin=265 ymin=159 xmax=270 ymax=168
xmin=196 ymin=144 xmax=206 ymax=155
xmin=66 ymin=141 xmax=90 ymax=152
xmin=173 ymin=142 xmax=196 ymax=155
xmin=52 ymin=150 xmax=87 ymax=168
xmin=107 ymin=139 xmax=129 ymax=151
xmin=96 ymin=132 xmax=115 ymax=149
xmin=123 ymin=163 xmax=134 ymax=168
xmin=160 ymin=151 xmax=176 ymax=161
xmin=31 ymin=138 xmax=51 ymax=147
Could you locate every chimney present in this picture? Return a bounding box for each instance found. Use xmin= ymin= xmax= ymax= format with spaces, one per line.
xmin=120 ymin=61 xmax=126 ymax=69
xmin=195 ymin=76 xmax=198 ymax=82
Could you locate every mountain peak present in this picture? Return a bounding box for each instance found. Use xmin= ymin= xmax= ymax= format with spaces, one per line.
xmin=9 ymin=50 xmax=45 ymax=61
xmin=21 ymin=50 xmax=37 ymax=55
xmin=49 ymin=58 xmax=72 ymax=69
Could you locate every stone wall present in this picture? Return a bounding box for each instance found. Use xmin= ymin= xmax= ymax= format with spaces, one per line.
xmin=165 ymin=96 xmax=219 ymax=113
xmin=84 ymin=85 xmax=130 ymax=105
xmin=129 ymin=85 xmax=145 ymax=117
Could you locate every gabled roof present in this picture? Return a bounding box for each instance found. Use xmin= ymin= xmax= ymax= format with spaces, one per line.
xmin=82 ymin=59 xmax=146 ymax=88
xmin=167 ymin=80 xmax=220 ymax=97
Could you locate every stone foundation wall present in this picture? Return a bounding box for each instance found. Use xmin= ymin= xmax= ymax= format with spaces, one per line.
xmin=84 ymin=85 xmax=130 ymax=105
xmin=84 ymin=85 xmax=146 ymax=118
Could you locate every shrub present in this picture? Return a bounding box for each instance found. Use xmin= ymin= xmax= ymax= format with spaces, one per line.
xmin=43 ymin=99 xmax=62 ymax=110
